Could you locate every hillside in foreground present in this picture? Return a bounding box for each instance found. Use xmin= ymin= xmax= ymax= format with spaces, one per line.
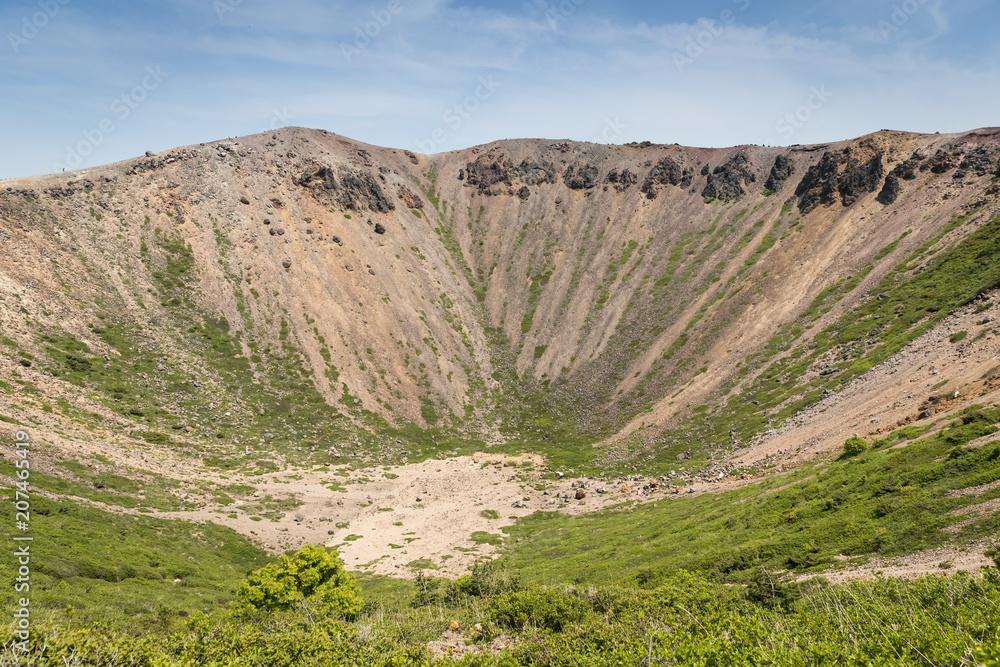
xmin=1 ymin=127 xmax=999 ymax=664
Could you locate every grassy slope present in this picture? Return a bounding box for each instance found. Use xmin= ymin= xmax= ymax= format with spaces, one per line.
xmin=0 ymin=495 xmax=269 ymax=625
xmin=501 ymin=408 xmax=1000 ymax=585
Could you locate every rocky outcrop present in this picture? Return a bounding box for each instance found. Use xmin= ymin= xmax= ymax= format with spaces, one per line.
xmin=838 ymin=154 xmax=885 ymax=206
xmin=956 ymin=147 xmax=998 ymax=178
xmin=763 ymin=155 xmax=794 ymax=193
xmin=294 ymin=163 xmax=395 ymax=213
xmin=124 ymin=149 xmax=199 ymax=176
xmin=605 ymin=169 xmax=638 ymax=192
xmin=563 ymin=163 xmax=599 ymax=190
xmin=924 ymin=150 xmax=957 ymax=174
xmin=462 ymin=154 xmax=558 ymax=195
xmin=464 ymin=154 xmax=515 ymax=195
xmin=876 ymin=152 xmax=926 ymax=205
xmin=44 ymin=180 xmax=96 ymax=198
xmin=701 ymin=154 xmax=755 ymax=202
xmin=517 ymin=160 xmax=557 ymax=186
xmin=893 ymin=153 xmax=924 ymax=181
xmin=398 ymin=185 xmax=424 ymax=209
xmin=877 ymin=172 xmax=901 ymax=205
xmin=641 ymin=157 xmax=694 ymax=199
xmin=795 ymin=149 xmax=884 ymax=213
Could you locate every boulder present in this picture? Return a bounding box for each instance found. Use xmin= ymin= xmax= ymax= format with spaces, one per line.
xmin=642 ymin=156 xmax=694 ymax=199
xmin=763 ymin=154 xmax=794 ymax=192
xmin=876 ymin=171 xmax=901 ymax=205
xmin=294 ymin=162 xmax=395 ymax=213
xmin=701 ymin=153 xmax=755 ymax=202
xmin=794 ymin=148 xmax=884 ymax=212
xmin=397 ymin=185 xmax=424 ymax=209
xmin=563 ymin=163 xmax=599 ymax=190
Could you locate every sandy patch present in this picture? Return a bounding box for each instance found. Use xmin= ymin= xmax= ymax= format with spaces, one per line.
xmin=806 ymin=538 xmax=996 ymax=584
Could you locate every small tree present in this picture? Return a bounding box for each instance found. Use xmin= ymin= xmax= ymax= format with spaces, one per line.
xmin=234 ymin=544 xmax=362 ymax=620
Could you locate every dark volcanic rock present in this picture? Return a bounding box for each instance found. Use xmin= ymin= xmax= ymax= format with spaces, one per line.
xmin=45 ymin=180 xmax=95 ymax=198
xmin=795 ymin=148 xmax=884 ymax=213
xmin=763 ymin=155 xmax=794 ymax=192
xmin=957 ymin=147 xmax=998 ymax=177
xmin=397 ymin=185 xmax=424 ymax=209
xmin=517 ymin=159 xmax=557 ymax=186
xmin=563 ymin=163 xmax=599 ymax=190
xmin=464 ymin=153 xmax=515 ymax=195
xmin=877 ymin=152 xmax=926 ymax=205
xmin=463 ymin=155 xmax=556 ymax=195
xmin=924 ymin=150 xmax=957 ymax=174
xmin=641 ymin=157 xmax=694 ymax=199
xmin=701 ymin=153 xmax=755 ymax=202
xmin=516 ymin=185 xmax=531 ymax=200
xmin=124 ymin=149 xmax=198 ymax=176
xmin=894 ymin=153 xmax=924 ymax=180
xmin=295 ymin=163 xmax=395 ymax=213
xmin=374 ymin=222 xmax=386 ymax=234
xmin=876 ymin=171 xmax=901 ymax=205
xmin=338 ymin=170 xmax=395 ymax=213
xmin=795 ymin=152 xmax=840 ymax=212
xmin=605 ymin=168 xmax=638 ymax=192
xmin=838 ymin=154 xmax=884 ymax=206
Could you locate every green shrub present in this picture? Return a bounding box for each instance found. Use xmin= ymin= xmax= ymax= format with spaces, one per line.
xmin=488 ymin=584 xmax=589 ymax=632
xmin=744 ymin=566 xmax=801 ymax=610
xmin=644 ymin=568 xmax=720 ymax=617
xmin=841 ymin=436 xmax=868 ymax=458
xmin=234 ymin=544 xmax=361 ymax=619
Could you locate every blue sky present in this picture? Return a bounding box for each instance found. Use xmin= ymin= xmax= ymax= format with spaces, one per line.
xmin=1 ymin=0 xmax=998 ymax=178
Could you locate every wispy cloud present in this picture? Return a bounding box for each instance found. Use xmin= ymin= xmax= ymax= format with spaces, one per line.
xmin=1 ymin=0 xmax=998 ymax=178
